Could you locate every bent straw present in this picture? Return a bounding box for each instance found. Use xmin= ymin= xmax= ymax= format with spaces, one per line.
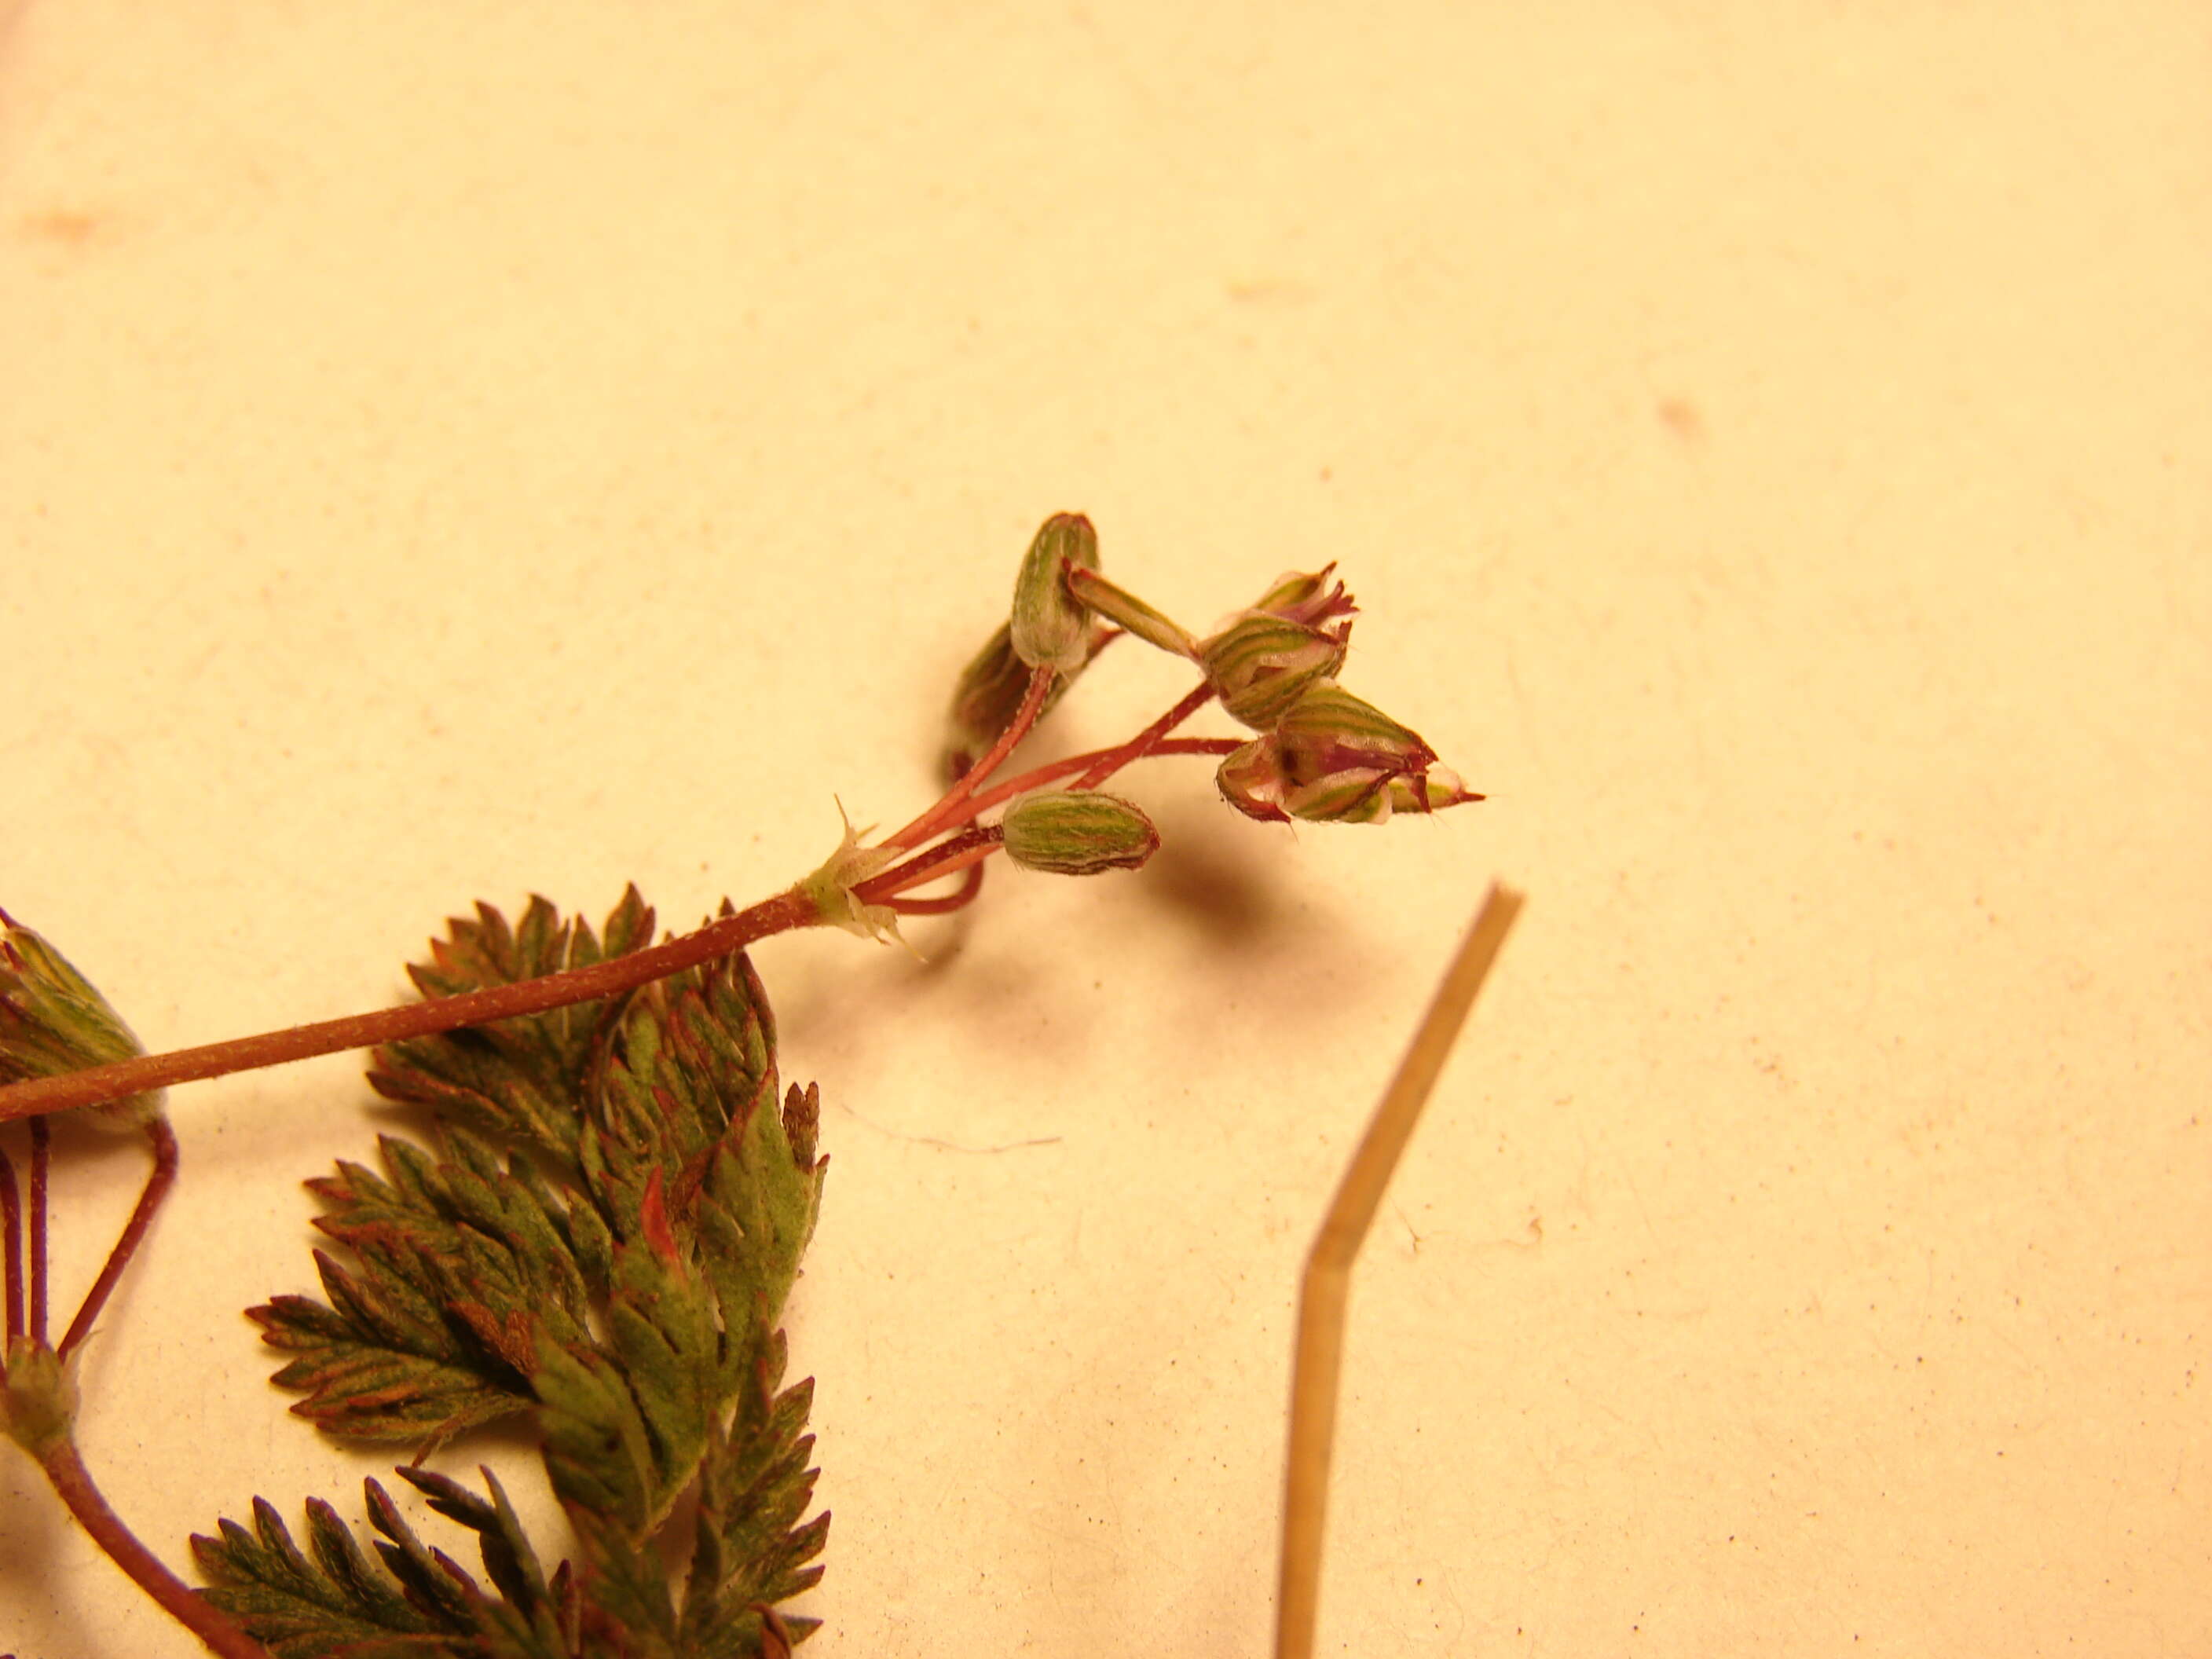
xmin=1275 ymin=883 xmax=1524 ymax=1659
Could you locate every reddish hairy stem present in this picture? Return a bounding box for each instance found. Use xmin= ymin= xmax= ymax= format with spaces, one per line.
xmin=37 ymin=1436 xmax=273 ymax=1659
xmin=879 ymin=861 xmax=987 ymax=917
xmin=1071 ymin=679 xmax=1218 ymax=791
xmin=873 ymin=840 xmax=1000 ymax=898
xmin=964 ymin=735 xmax=1244 ymax=823
xmin=28 ymin=1115 xmax=49 ymax=1345
xmin=0 ymin=684 xmax=1234 ymax=1130
xmin=0 ymin=1138 xmax=21 ymax=1344
xmin=0 ymin=892 xmax=816 ymax=1125
xmin=854 ymin=826 xmax=1004 ymax=905
xmin=59 ymin=1116 xmax=179 ymax=1357
xmin=887 ymin=665 xmax=1056 ymax=851
xmin=0 ymin=1141 xmax=20 ymax=1353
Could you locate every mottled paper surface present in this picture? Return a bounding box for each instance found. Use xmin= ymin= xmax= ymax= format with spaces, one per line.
xmin=3 ymin=5 xmax=2207 ymax=1654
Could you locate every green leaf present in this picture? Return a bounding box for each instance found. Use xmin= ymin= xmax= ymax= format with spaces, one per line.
xmin=594 ymin=953 xmax=822 ymax=1348
xmin=193 ymin=1472 xmax=583 ymax=1659
xmin=249 ymin=1128 xmax=600 ymax=1444
xmin=396 ymin=1465 xmax=551 ymax=1617
xmin=527 ymin=947 xmax=822 ymax=1526
xmin=368 ymin=887 xmax=655 ymax=1166
xmin=190 ymin=1485 xmax=471 ymax=1659
xmin=679 ymin=1331 xmax=829 ymax=1654
xmin=568 ymin=1503 xmax=685 ymax=1657
xmin=530 ymin=1335 xmax=659 ymax=1531
xmin=219 ymin=891 xmax=830 ymax=1657
xmin=251 ymin=1254 xmax=529 ymax=1445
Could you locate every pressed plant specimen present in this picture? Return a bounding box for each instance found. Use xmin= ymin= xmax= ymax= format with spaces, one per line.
xmin=0 ymin=515 xmax=1509 ymax=1659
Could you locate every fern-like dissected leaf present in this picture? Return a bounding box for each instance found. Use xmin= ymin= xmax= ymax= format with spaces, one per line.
xmin=250 ymin=1253 xmax=531 ymax=1446
xmin=531 ymin=944 xmax=822 ymax=1525
xmin=368 ymin=887 xmax=655 ymax=1166
xmin=191 ymin=1474 xmax=573 ymax=1659
xmin=214 ymin=892 xmax=832 ymax=1658
xmin=397 ymin=1466 xmax=555 ymax=1624
xmin=679 ymin=1331 xmax=829 ymax=1654
xmin=251 ymin=1130 xmax=602 ymax=1443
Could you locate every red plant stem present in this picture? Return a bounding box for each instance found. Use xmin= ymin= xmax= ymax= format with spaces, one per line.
xmin=37 ymin=1435 xmax=273 ymax=1659
xmin=887 ymin=665 xmax=1057 ymax=851
xmin=0 ymin=694 xmax=1238 ymax=1131
xmin=965 ymin=736 xmax=1244 ymax=823
xmin=28 ymin=1115 xmax=49 ymax=1345
xmin=0 ymin=1137 xmax=21 ymax=1345
xmin=879 ymin=861 xmax=987 ymax=917
xmin=871 ymin=840 xmax=999 ymax=899
xmin=853 ymin=825 xmax=1003 ymax=906
xmin=864 ymin=730 xmax=1247 ymax=906
xmin=1071 ymin=679 xmax=1218 ymax=790
xmin=0 ymin=891 xmax=816 ymax=1126
xmin=870 ymin=716 xmax=1239 ymax=914
xmin=59 ymin=1116 xmax=180 ymax=1358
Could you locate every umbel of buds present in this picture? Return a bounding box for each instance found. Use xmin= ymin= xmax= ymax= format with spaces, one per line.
xmin=1001 ymin=791 xmax=1160 ymax=876
xmin=0 ymin=910 xmax=167 ymax=1130
xmin=939 ymin=515 xmax=1481 ymax=858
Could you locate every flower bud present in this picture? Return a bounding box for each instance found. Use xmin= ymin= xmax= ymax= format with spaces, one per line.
xmin=1250 ymin=564 xmax=1357 ymax=630
xmin=1214 ymin=683 xmax=1475 ymax=826
xmin=1010 ymin=512 xmax=1101 ymax=676
xmin=1196 ymin=613 xmax=1348 ymax=729
xmin=1217 ymin=742 xmax=1401 ymax=825
xmin=1382 ymin=765 xmax=1485 ymax=816
xmin=1276 ymin=682 xmax=1437 ymax=778
xmin=1000 ymin=790 xmax=1160 ymax=876
xmin=941 ymin=621 xmax=1086 ymax=781
xmin=0 ymin=910 xmax=167 ymax=1130
xmin=1215 ymin=736 xmax=1293 ymax=823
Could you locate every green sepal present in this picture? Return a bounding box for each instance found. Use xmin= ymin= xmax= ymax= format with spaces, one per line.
xmin=1195 ymin=612 xmax=1347 ymax=728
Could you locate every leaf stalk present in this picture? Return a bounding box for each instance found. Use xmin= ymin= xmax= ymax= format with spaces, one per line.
xmin=35 ymin=1434 xmax=272 ymax=1659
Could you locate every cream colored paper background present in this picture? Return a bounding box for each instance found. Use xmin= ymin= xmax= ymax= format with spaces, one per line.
xmin=3 ymin=5 xmax=2207 ymax=1656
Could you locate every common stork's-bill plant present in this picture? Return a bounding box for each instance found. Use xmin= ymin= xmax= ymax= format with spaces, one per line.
xmin=0 ymin=516 xmax=1506 ymax=1659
